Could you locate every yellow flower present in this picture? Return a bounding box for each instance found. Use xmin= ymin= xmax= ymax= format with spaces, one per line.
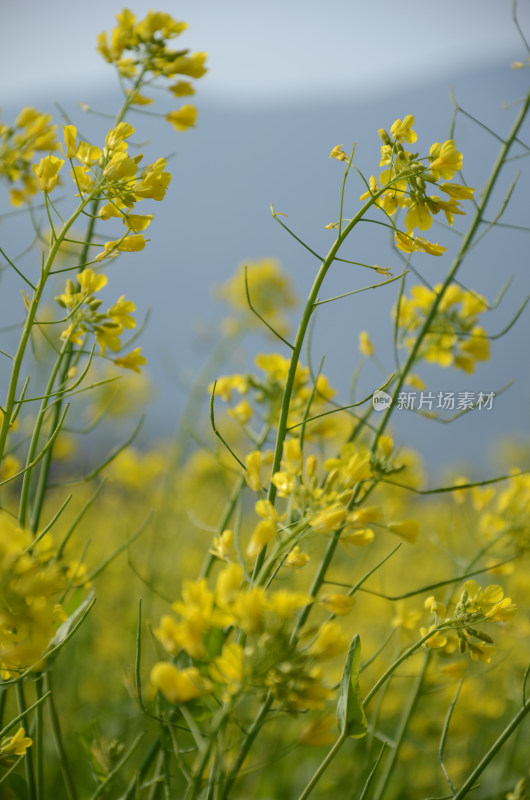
xmin=390 ymin=115 xmax=417 ymax=143
xmin=247 ymin=520 xmax=276 ymax=558
xmin=359 ymin=330 xmax=375 ymax=357
xmin=392 ymin=601 xmax=422 ymax=630
xmin=0 ymin=727 xmax=33 ymax=761
xmin=150 ymin=662 xmax=203 ymax=704
xmin=123 ymin=213 xmax=154 ymax=232
xmin=167 ymin=52 xmax=208 ymax=79
xmin=268 ymin=590 xmax=312 ymax=619
xmin=95 ymin=324 xmax=122 ymax=355
xmin=209 ymin=642 xmax=244 ymax=697
xmin=232 ymin=587 xmax=268 ymax=633
xmin=244 ymin=449 xmax=273 ymax=491
xmin=215 ymin=562 xmax=243 ymax=606
xmin=32 ymin=155 xmax=64 ymax=192
xmin=320 ymin=594 xmax=355 ymax=616
xmin=329 ymin=144 xmax=349 ymax=161
xmin=404 ymin=198 xmax=433 ymax=231
xmin=424 ymin=596 xmax=446 ymax=618
xmin=309 ymin=621 xmax=347 ymax=660
xmin=228 ymin=400 xmax=253 ymax=424
xmin=95 ymin=235 xmax=146 ymax=261
xmin=169 ymin=80 xmax=196 ymax=97
xmin=76 ymin=141 xmax=103 ymax=165
xmin=105 ymin=122 xmax=135 ymax=152
xmin=388 ymin=519 xmax=419 ymax=543
xmin=285 ymin=546 xmax=310 ymax=571
xmin=108 ymin=295 xmax=136 ymax=329
xmin=439 ymin=182 xmax=475 ymax=200
xmin=429 ymin=140 xmax=463 ymax=180
xmin=103 ymin=152 xmax=139 ymax=181
xmin=62 ymin=124 xmax=77 ymax=158
xmin=78 ymin=268 xmax=107 ymax=295
xmin=134 ymin=158 xmax=171 ymax=200
xmin=341 ymin=528 xmax=375 ymax=547
xmin=347 ymin=506 xmax=381 ymax=525
xmin=166 ymin=105 xmax=198 ymax=132
xmin=71 ymin=165 xmax=94 ymax=193
xmin=113 ymin=348 xmax=147 ymax=374
xmin=310 ymin=505 xmax=347 ymax=534
xmin=420 ymin=625 xmax=447 ymax=649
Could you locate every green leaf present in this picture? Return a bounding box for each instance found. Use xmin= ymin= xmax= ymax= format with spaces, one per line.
xmin=337 ymin=633 xmax=367 ymax=738
xmin=45 ymin=591 xmax=96 ymax=666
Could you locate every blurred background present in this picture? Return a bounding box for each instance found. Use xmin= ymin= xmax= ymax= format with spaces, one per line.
xmin=1 ymin=0 xmax=529 ymax=478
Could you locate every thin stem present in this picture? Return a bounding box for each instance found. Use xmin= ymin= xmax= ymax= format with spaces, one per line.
xmin=452 ymin=694 xmax=530 ymax=800
xmin=373 ymin=651 xmax=430 ymax=800
xmin=296 ymin=733 xmax=348 ymax=800
xmin=15 ymin=681 xmax=36 ymax=800
xmin=45 ymin=674 xmax=78 ymax=800
xmin=34 ymin=676 xmax=44 ymax=800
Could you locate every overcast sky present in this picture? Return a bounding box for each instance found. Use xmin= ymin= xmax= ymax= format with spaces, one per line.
xmin=1 ymin=0 xmax=528 ymax=105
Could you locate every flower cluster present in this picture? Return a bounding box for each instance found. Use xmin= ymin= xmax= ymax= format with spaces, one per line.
xmin=151 ymin=568 xmax=347 ymax=713
xmin=244 ymin=436 xmax=420 ymax=558
xmin=0 ymin=107 xmax=58 ymax=205
xmin=0 ymin=513 xmax=82 ymax=678
xmin=212 ymin=353 xmax=339 ymax=436
xmin=56 ymin=268 xmax=146 ymax=371
xmin=359 ymin=115 xmax=474 ymax=255
xmin=396 ymin=283 xmax=490 ymax=372
xmin=478 ymin=472 xmax=530 ymax=552
xmin=97 ymin=9 xmax=207 ymax=130
xmin=422 ymin=580 xmax=517 ymax=663
xmin=217 ymin=258 xmax=297 ymax=337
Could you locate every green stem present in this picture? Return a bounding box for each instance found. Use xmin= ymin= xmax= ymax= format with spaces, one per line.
xmin=218 ymin=696 xmax=273 ymax=800
xmin=18 ymin=337 xmax=71 ymax=528
xmin=34 ymin=676 xmax=44 ymax=800
xmin=45 ymin=674 xmax=78 ymax=800
xmin=452 ymin=696 xmax=530 ymax=800
xmin=296 ymin=732 xmax=348 ymax=800
xmin=372 ymin=651 xmax=431 ymax=800
xmin=122 ymin=738 xmax=161 ymax=800
xmin=15 ymin=682 xmax=36 ymax=800
xmin=0 ymin=189 xmax=99 ymax=468
xmin=252 ymin=187 xmax=391 ymax=582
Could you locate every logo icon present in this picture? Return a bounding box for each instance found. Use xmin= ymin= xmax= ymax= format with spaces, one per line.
xmin=372 ymin=390 xmax=392 ymax=411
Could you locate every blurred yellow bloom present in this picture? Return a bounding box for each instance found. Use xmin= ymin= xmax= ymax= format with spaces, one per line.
xmin=310 ymin=505 xmax=347 ymax=534
xmin=388 ymin=519 xmax=419 ymax=543
xmin=286 ymin=546 xmax=310 ymax=571
xmin=166 ymin=105 xmax=198 ymax=132
xmin=309 ymin=621 xmax=347 ymax=660
xmin=320 ymin=594 xmax=355 ymax=616
xmin=113 ymin=348 xmax=147 ymax=374
xmin=420 ymin=625 xmax=447 ymax=649
xmin=209 ymin=642 xmax=244 ymax=698
xmin=269 ymin=590 xmax=312 ymax=619
xmin=359 ymin=330 xmax=375 ymax=357
xmin=150 ymin=662 xmax=203 ymax=703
